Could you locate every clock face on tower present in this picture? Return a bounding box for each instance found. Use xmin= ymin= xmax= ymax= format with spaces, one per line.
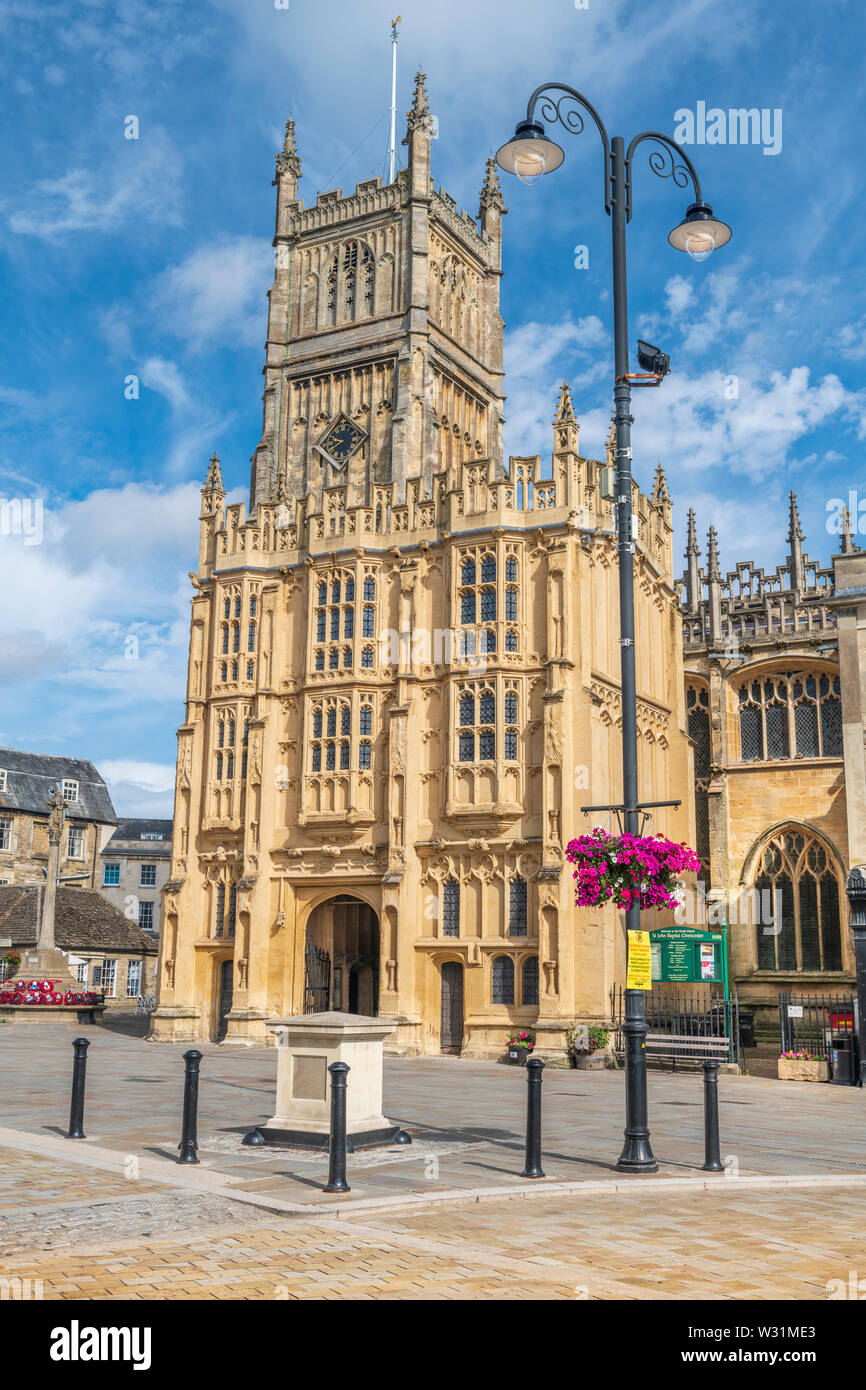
xmin=316 ymin=413 xmax=367 ymax=468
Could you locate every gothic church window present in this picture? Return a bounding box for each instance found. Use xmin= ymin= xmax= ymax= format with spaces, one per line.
xmin=522 ymin=956 xmax=539 ymax=1006
xmin=492 ymin=955 xmax=514 ymax=1004
xmin=738 ymin=671 xmax=843 ymax=762
xmin=753 ymin=829 xmax=843 ymax=973
xmin=509 ymin=877 xmax=528 ymax=937
xmin=686 ymin=684 xmax=711 ymax=877
xmin=443 ymin=880 xmax=460 ymax=937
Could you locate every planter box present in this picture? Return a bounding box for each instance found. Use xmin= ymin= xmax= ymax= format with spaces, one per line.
xmin=777 ymin=1057 xmax=830 ymax=1083
xmin=506 ymin=1046 xmax=530 ymax=1065
xmin=575 ymin=1051 xmax=607 ymax=1071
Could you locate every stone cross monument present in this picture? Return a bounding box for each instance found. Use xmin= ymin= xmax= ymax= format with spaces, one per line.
xmin=37 ymin=785 xmax=66 ymax=952
xmin=23 ymin=785 xmax=79 ymax=989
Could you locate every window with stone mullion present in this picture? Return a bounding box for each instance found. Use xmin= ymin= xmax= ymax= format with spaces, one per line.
xmin=442 ymin=880 xmax=460 ymax=937
xmin=798 ymin=873 xmax=821 ymax=970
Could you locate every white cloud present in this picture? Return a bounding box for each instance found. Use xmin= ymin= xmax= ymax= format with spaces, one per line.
xmin=101 ymin=762 xmax=177 ymax=818
xmin=665 ymin=276 xmax=695 ymax=317
xmin=838 ymin=316 xmax=866 ymax=361
xmin=140 ymin=357 xmax=193 ymax=415
xmin=504 ymin=316 xmax=610 ymax=459
xmin=0 ymin=483 xmax=197 ymax=703
xmin=8 ymin=128 xmax=183 ymax=237
xmin=152 ymin=236 xmax=273 ymax=351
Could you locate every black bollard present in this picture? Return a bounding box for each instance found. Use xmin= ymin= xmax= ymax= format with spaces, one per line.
xmin=701 ymin=1058 xmax=724 ymax=1173
xmin=67 ymin=1037 xmax=90 ymax=1139
xmin=177 ymin=1049 xmax=202 ymax=1165
xmin=522 ymin=1055 xmax=546 ymax=1178
xmin=323 ymin=1061 xmax=351 ymax=1193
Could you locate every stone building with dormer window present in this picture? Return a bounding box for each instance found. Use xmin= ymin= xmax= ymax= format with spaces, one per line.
xmin=0 ymin=749 xmax=117 ymax=891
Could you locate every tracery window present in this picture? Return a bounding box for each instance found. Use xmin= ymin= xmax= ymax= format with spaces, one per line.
xmin=325 ymin=241 xmax=375 ymax=323
xmin=312 ymin=568 xmax=364 ymax=675
xmin=738 ymin=671 xmax=842 ymax=762
xmin=442 ymin=879 xmax=460 ymax=937
xmin=456 ymin=681 xmax=519 ymax=762
xmin=492 ymin=955 xmax=514 ymax=1004
xmin=509 ymin=877 xmax=528 ymax=937
xmin=457 ymin=683 xmax=496 ymax=762
xmin=214 ymin=883 xmax=237 ymax=938
xmin=522 ymin=956 xmax=539 ymax=1006
xmin=504 ymin=685 xmax=519 ymax=761
xmin=686 ymin=684 xmax=711 ymax=877
xmin=753 ymin=829 xmax=844 ymax=973
xmin=308 ymin=698 xmax=375 ymax=772
xmin=457 ymin=549 xmax=496 ymax=640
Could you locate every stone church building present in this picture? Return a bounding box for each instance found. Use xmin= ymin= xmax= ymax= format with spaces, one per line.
xmin=150 ymin=74 xmax=866 ymax=1052
xmin=681 ymin=501 xmax=866 ymax=1023
xmin=148 ymin=73 xmax=696 ymax=1055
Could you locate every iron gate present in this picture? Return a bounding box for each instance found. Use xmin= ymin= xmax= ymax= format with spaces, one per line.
xmin=217 ymin=959 xmax=233 ymax=1041
xmin=304 ymin=943 xmax=331 ymax=1013
xmin=779 ymin=991 xmax=855 ymax=1056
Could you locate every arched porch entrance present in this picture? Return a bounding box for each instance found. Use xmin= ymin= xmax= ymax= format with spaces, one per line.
xmin=304 ymin=895 xmax=380 ymax=1016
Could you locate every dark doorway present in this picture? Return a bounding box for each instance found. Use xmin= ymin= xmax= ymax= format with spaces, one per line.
xmin=440 ymin=961 xmax=464 ymax=1054
xmin=305 ymin=896 xmax=379 ymax=1015
xmin=216 ymin=959 xmax=233 ymax=1041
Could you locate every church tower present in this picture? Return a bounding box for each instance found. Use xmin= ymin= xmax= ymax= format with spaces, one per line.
xmin=251 ymin=70 xmax=506 ymax=516
xmin=150 ymin=78 xmax=692 ymax=1057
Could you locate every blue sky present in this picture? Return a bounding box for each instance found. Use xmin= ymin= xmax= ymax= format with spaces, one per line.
xmin=0 ymin=0 xmax=863 ymax=815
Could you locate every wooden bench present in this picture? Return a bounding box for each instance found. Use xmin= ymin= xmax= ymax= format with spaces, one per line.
xmin=644 ymin=1033 xmax=731 ymax=1068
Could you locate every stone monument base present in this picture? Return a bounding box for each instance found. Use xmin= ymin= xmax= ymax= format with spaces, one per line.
xmin=0 ymin=1003 xmax=105 ymax=1026
xmin=253 ymin=1123 xmax=409 ymax=1152
xmin=256 ymin=1011 xmax=411 ymax=1152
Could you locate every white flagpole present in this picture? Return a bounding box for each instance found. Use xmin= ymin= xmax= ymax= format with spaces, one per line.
xmin=388 ymin=17 xmax=400 ymax=183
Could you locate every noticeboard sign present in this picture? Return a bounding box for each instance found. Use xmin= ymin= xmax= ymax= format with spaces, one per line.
xmin=626 ymin=930 xmax=653 ymax=991
xmin=649 ymin=925 xmax=726 ymax=986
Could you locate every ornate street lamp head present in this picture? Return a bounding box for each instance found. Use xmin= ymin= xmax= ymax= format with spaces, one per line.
xmin=496 ymin=119 xmax=564 ymax=185
xmin=668 ymin=201 xmax=732 ymax=261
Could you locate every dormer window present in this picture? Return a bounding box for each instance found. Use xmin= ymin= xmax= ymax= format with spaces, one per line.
xmin=62 ymin=779 xmax=79 ymax=803
xmin=0 ymin=770 xmax=6 ymax=792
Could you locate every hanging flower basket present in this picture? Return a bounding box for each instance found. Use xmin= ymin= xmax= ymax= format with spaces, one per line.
xmin=565 ymin=827 xmax=701 ymax=912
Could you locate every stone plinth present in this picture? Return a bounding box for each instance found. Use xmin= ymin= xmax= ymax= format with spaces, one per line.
xmin=777 ymin=1057 xmax=830 ymax=1083
xmin=0 ymin=1003 xmax=104 ymax=1027
xmin=256 ymin=1011 xmax=410 ymax=1150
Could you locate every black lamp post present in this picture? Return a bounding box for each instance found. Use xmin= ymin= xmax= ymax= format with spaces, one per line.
xmin=497 ymin=86 xmax=731 ymax=1173
xmin=846 ymin=867 xmax=866 ymax=1086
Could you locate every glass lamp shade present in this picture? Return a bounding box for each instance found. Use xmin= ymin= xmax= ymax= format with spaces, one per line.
xmin=496 ymin=120 xmax=564 ymax=185
xmin=668 ymin=202 xmax=732 ymax=261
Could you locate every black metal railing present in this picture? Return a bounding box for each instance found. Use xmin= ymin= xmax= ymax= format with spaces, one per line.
xmin=778 ymin=991 xmax=855 ymax=1058
xmin=304 ymin=944 xmax=331 ymax=1014
xmin=610 ymin=985 xmax=740 ymax=1066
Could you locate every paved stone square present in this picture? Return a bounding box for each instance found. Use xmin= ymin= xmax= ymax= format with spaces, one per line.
xmin=3 ymin=1018 xmax=866 ymax=1299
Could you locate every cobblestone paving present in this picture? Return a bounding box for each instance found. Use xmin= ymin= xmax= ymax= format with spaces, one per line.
xmin=5 ymin=1026 xmax=866 ymax=1201
xmin=4 ymin=1026 xmax=866 ymax=1299
xmin=0 ymin=1146 xmax=168 ymax=1212
xmin=6 ymin=1167 xmax=866 ymax=1295
xmin=3 ymin=1153 xmax=865 ymax=1300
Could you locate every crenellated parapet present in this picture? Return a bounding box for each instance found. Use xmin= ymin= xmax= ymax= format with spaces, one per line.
xmin=682 ymin=518 xmax=839 ymax=652
xmin=198 ymin=428 xmax=674 ymax=584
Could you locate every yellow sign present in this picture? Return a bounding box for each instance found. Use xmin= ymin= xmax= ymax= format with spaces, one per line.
xmin=626 ymin=930 xmax=653 ymax=990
